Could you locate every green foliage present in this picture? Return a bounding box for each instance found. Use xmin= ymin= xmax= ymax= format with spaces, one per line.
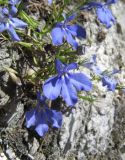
xmin=19 ymin=11 xmax=39 ymax=30
xmin=17 ymin=42 xmax=33 ymax=48
xmin=63 ymin=0 xmax=72 ymax=5
xmin=78 ymin=95 xmax=95 ymax=103
xmin=1 ymin=0 xmax=99 ymax=104
xmin=0 ymin=0 xmax=8 ymax=4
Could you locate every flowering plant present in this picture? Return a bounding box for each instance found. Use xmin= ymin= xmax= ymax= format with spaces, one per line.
xmin=0 ymin=0 xmax=123 ymax=138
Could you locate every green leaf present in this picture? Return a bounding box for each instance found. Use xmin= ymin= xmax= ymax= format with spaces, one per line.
xmin=0 ymin=0 xmax=8 ymax=4
xmin=63 ymin=0 xmax=71 ymax=5
xmin=17 ymin=42 xmax=33 ymax=48
xmin=19 ymin=11 xmax=39 ymax=29
xmin=79 ymin=95 xmax=95 ymax=103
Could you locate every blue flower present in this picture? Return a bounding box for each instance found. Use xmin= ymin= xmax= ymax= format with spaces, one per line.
xmin=25 ymin=92 xmax=62 ymax=137
xmin=0 ymin=7 xmax=27 ymax=41
xmin=9 ymin=0 xmax=21 ymax=5
xmin=81 ymin=0 xmax=116 ymax=28
xmin=101 ymin=76 xmax=117 ymax=91
xmin=106 ymin=0 xmax=117 ymax=5
xmin=84 ymin=55 xmax=102 ymax=76
xmin=43 ymin=59 xmax=92 ymax=106
xmin=84 ymin=55 xmax=119 ymax=91
xmin=48 ymin=0 xmax=52 ymax=5
xmin=9 ymin=0 xmax=21 ymax=15
xmin=51 ymin=14 xmax=86 ymax=50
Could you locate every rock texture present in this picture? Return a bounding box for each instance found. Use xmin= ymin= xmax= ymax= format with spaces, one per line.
xmin=48 ymin=1 xmax=125 ymax=159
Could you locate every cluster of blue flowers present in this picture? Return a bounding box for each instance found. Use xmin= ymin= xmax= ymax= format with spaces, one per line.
xmin=51 ymin=14 xmax=86 ymax=50
xmin=48 ymin=0 xmax=53 ymax=5
xmin=51 ymin=0 xmax=117 ymax=49
xmin=26 ymin=59 xmax=92 ymax=136
xmin=24 ymin=0 xmax=119 ymax=137
xmin=43 ymin=59 xmax=92 ymax=106
xmin=0 ymin=0 xmax=119 ymax=137
xmin=0 ymin=0 xmax=27 ymax=41
xmin=84 ymin=55 xmax=119 ymax=91
xmin=26 ymin=92 xmax=62 ymax=137
xmin=81 ymin=0 xmax=117 ymax=28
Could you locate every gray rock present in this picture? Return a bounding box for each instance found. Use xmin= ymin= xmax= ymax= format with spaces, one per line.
xmin=0 ymin=44 xmax=12 ymax=72
xmin=0 ymin=89 xmax=9 ymax=108
xmin=6 ymin=148 xmax=17 ymax=160
xmin=29 ymin=138 xmax=39 ymax=155
xmin=47 ymin=1 xmax=125 ymax=159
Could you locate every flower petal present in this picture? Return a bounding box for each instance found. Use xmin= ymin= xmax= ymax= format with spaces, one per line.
xmin=69 ymin=73 xmax=92 ymax=91
xmin=110 ymin=69 xmax=120 ymax=75
xmin=65 ymin=62 xmax=78 ymax=71
xmin=96 ymin=7 xmax=115 ymax=28
xmin=51 ymin=110 xmax=62 ymax=128
xmin=35 ymin=123 xmax=49 ymax=137
xmin=102 ymin=76 xmax=117 ymax=91
xmin=80 ymin=2 xmax=103 ymax=10
xmin=61 ymin=76 xmax=78 ymax=106
xmin=51 ymin=27 xmax=64 ymax=45
xmin=25 ymin=109 xmax=37 ymax=128
xmin=7 ymin=25 xmax=20 ymax=41
xmin=55 ymin=59 xmax=65 ymax=75
xmin=67 ymin=24 xmax=86 ymax=38
xmin=84 ymin=55 xmax=97 ymax=69
xmin=65 ymin=13 xmax=77 ymax=23
xmin=0 ymin=23 xmax=7 ymax=32
xmin=9 ymin=0 xmax=21 ymax=5
xmin=46 ymin=108 xmax=63 ymax=128
xmin=10 ymin=18 xmax=27 ymax=29
xmin=106 ymin=0 xmax=117 ymax=5
xmin=43 ymin=76 xmax=62 ymax=100
xmin=2 ymin=8 xmax=9 ymax=15
xmin=48 ymin=0 xmax=52 ymax=5
xmin=35 ymin=114 xmax=49 ymax=137
xmin=10 ymin=5 xmax=18 ymax=16
xmin=65 ymin=30 xmax=78 ymax=50
xmin=37 ymin=91 xmax=46 ymax=104
xmin=52 ymin=111 xmax=62 ymax=128
xmin=92 ymin=66 xmax=102 ymax=76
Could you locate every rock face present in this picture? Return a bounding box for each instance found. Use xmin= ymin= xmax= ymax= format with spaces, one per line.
xmin=49 ymin=1 xmax=125 ymax=160
xmin=0 ymin=1 xmax=125 ymax=160
xmin=59 ymin=95 xmax=115 ymax=159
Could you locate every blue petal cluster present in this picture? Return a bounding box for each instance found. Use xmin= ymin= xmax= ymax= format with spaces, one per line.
xmin=0 ymin=5 xmax=27 ymax=41
xmin=9 ymin=0 xmax=21 ymax=5
xmin=81 ymin=0 xmax=117 ymax=28
xmin=22 ymin=0 xmax=118 ymax=137
xmin=48 ymin=0 xmax=53 ymax=5
xmin=26 ymin=92 xmax=62 ymax=137
xmin=9 ymin=0 xmax=21 ymax=15
xmin=51 ymin=14 xmax=86 ymax=49
xmin=84 ymin=55 xmax=119 ymax=91
xmin=43 ymin=59 xmax=92 ymax=106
